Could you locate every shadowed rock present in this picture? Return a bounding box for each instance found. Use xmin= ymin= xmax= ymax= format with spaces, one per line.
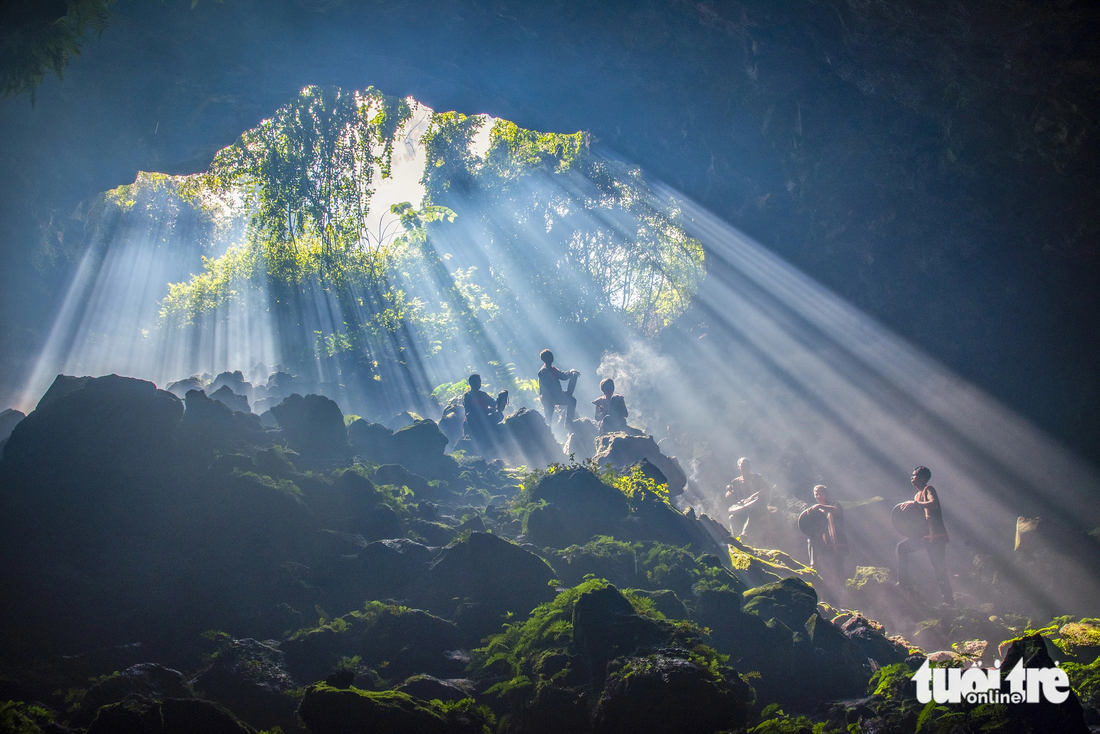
xmin=298 ymin=685 xmax=490 ymax=734
xmin=270 ymin=393 xmax=351 ymax=462
xmin=87 ymin=696 xmax=257 ymax=734
xmin=210 ymin=384 xmax=251 ymax=413
xmin=423 ymin=532 xmax=557 ymax=639
xmin=0 ymin=407 xmax=25 ymax=443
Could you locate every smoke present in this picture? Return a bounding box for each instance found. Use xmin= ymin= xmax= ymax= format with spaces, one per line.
xmin=597 ymin=339 xmax=681 ymax=433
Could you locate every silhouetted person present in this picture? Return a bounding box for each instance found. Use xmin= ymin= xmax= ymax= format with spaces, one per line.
xmin=897 ymin=466 xmax=954 ymax=606
xmin=726 ymin=457 xmax=771 ymax=541
xmin=463 ymin=373 xmax=501 ymax=442
xmin=805 ymin=485 xmax=848 ymax=583
xmin=538 ymin=349 xmax=579 ymax=425
xmin=592 ymin=377 xmax=630 ymax=434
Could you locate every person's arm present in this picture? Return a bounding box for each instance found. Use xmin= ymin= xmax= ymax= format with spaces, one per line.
xmin=914 ymin=486 xmax=939 ymax=508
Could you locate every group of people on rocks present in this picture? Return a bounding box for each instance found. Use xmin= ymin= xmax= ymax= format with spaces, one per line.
xmin=460 ymin=348 xmax=955 ymax=607
xmin=726 ymin=459 xmax=954 ymax=606
xmin=460 ymin=348 xmax=641 ymax=445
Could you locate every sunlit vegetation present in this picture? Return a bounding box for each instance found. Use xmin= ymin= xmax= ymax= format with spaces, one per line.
xmin=152 ymin=85 xmax=704 ymax=389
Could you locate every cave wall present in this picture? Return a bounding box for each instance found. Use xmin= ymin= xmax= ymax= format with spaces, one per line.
xmin=0 ymin=0 xmax=1097 ymax=462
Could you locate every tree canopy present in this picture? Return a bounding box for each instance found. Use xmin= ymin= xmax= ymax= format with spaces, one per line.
xmin=156 ymin=86 xmax=705 ymax=406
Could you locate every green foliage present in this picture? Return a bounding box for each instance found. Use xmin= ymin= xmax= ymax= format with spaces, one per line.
xmin=606 ymin=465 xmax=670 ymax=505
xmin=233 ymin=470 xmax=303 ymax=499
xmin=0 ymin=700 xmax=53 ymax=733
xmin=845 ymin=565 xmax=891 ymax=590
xmin=472 ymin=578 xmax=727 ymax=713
xmin=1064 ymin=653 xmax=1100 ymax=710
xmin=421 ymin=111 xmax=705 ymax=334
xmin=745 ymin=706 xmax=818 ymax=733
xmin=473 ymin=578 xmax=607 ymax=699
xmin=0 ymin=0 xmax=113 ymax=103
xmin=869 ymin=662 xmax=915 ymax=698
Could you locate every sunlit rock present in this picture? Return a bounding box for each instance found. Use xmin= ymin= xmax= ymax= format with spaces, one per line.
xmin=593 ymin=432 xmax=687 ymax=496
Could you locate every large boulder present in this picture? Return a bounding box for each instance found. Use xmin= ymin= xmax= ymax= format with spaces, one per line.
xmin=740 ymin=576 xmax=818 ymax=631
xmin=209 ymin=384 xmax=251 ymax=413
xmin=297 ymin=685 xmax=490 ymax=734
xmin=840 ymin=614 xmax=911 ymax=667
xmin=76 ymin=664 xmax=194 ymax=726
xmin=594 ymin=651 xmax=754 ymax=734
xmin=997 ymin=634 xmax=1090 ymax=734
xmin=270 ymin=393 xmax=351 ymax=462
xmin=348 ymin=418 xmax=395 ymax=459
xmin=593 ymin=433 xmax=687 ymax=496
xmin=164 ymin=376 xmax=205 ymax=400
xmin=563 ymin=418 xmax=599 ymax=461
xmin=389 ymin=420 xmax=457 ymax=479
xmin=208 ymin=370 xmax=253 ymax=403
xmin=2 ymin=374 xmax=182 ymax=486
xmin=525 ymin=468 xmax=629 ymax=548
xmin=283 ymin=605 xmax=465 ymax=686
xmin=396 ymin=675 xmax=474 ymax=703
xmin=178 ymin=388 xmax=266 ymax=458
xmin=498 ymin=408 xmax=562 ymax=467
xmin=86 ymin=696 xmax=257 ymax=734
xmin=0 ymin=407 xmax=24 ymax=443
xmin=0 ymin=375 xmax=185 ymax=656
xmin=349 ymin=418 xmax=457 ymax=480
xmin=352 ymin=539 xmax=435 ymax=601
xmin=572 ymin=584 xmax=666 ymax=686
xmin=191 ymin=637 xmax=299 ymax=732
xmin=422 ymin=532 xmax=557 ymax=638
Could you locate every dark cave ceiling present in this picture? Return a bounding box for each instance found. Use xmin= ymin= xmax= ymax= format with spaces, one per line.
xmin=1 ymin=0 xmax=1098 ymax=461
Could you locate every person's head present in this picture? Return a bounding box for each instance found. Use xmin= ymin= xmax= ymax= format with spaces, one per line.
xmin=540 ymin=349 xmax=554 ymax=366
xmin=468 ymin=373 xmax=482 ymax=391
xmin=912 ymin=466 xmax=931 ymax=488
xmin=738 ymin=457 xmax=750 ymax=475
xmin=813 ymin=484 xmax=829 ymax=504
xmin=600 ymin=377 xmax=615 ymax=396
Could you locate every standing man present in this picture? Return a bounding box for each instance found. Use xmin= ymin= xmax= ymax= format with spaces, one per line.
xmin=897 ymin=466 xmax=954 ymax=606
xmin=805 ymin=485 xmax=848 ymax=583
xmin=538 ymin=349 xmax=580 ymax=425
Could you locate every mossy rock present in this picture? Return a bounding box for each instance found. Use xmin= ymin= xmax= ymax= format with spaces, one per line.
xmin=741 ymin=577 xmax=818 ymax=631
xmin=594 ymin=650 xmax=754 ymax=734
xmin=283 ymin=602 xmax=463 ymax=685
xmin=297 ymin=685 xmax=490 ymax=734
xmin=631 ymin=589 xmax=688 ymax=620
xmin=1058 ymin=620 xmax=1100 ymax=661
